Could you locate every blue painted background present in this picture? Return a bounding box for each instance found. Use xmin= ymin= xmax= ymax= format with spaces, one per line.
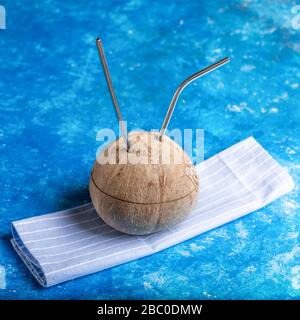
xmin=0 ymin=0 xmax=299 ymax=299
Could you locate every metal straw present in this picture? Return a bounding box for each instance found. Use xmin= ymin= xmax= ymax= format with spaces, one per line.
xmin=96 ymin=38 xmax=129 ymax=150
xmin=158 ymin=57 xmax=231 ymax=141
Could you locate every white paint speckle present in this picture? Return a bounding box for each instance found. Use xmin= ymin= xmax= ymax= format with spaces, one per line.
xmin=258 ymin=212 xmax=272 ymax=224
xmin=235 ymin=221 xmax=249 ymax=239
xmin=241 ymin=64 xmax=256 ymax=72
xmin=211 ymin=228 xmax=229 ymax=239
xmin=0 ymin=265 xmax=5 ymax=289
xmin=203 ymin=291 xmax=212 ymax=297
xmin=273 ymin=92 xmax=288 ymax=102
xmin=148 ymin=272 xmax=166 ymax=286
xmin=213 ymin=48 xmax=222 ymax=54
xmin=290 ymin=43 xmax=300 ymax=53
xmin=284 ymin=199 xmax=299 ymax=210
xmin=267 ymin=247 xmax=300 ymax=292
xmin=226 ymin=102 xmax=254 ymax=114
xmin=261 ymin=27 xmax=277 ymax=34
xmin=291 ymin=266 xmax=300 ymax=290
xmin=143 ymin=281 xmax=153 ymax=289
xmin=179 ymin=250 xmax=191 ymax=257
xmin=190 ymin=243 xmax=205 ymax=252
xmin=273 ymin=247 xmax=299 ymax=267
xmin=286 ymin=147 xmax=296 ymax=155
xmin=207 ymin=17 xmax=214 ymax=25
xmin=270 ymin=107 xmax=278 ymax=113
xmin=245 ymin=265 xmax=256 ymax=273
xmin=261 ymin=107 xmax=267 ymax=113
xmin=217 ymin=82 xmax=224 ymax=89
xmin=287 ymin=232 xmax=298 ymax=239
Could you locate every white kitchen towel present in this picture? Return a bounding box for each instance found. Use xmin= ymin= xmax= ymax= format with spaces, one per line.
xmin=11 ymin=137 xmax=294 ymax=287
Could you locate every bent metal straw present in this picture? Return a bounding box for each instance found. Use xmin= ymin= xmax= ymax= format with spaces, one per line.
xmin=158 ymin=57 xmax=230 ymax=140
xmin=96 ymin=38 xmax=230 ymax=146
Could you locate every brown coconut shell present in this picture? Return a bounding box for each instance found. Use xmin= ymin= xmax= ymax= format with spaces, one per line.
xmin=89 ymin=131 xmax=199 ymax=235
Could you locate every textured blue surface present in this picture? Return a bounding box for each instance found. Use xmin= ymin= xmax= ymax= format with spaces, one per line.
xmin=0 ymin=0 xmax=299 ymax=299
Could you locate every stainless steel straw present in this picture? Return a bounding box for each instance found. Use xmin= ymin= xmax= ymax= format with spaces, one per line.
xmin=96 ymin=38 xmax=129 ymax=150
xmin=158 ymin=57 xmax=231 ymax=141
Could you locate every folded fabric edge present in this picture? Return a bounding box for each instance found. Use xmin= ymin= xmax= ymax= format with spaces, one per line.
xmin=252 ymin=137 xmax=295 ymax=198
xmin=252 ymin=138 xmax=295 ymax=192
xmin=11 ymin=222 xmax=48 ymax=287
xmin=11 ymin=239 xmax=47 ymax=287
xmin=223 ymin=136 xmax=295 ymax=204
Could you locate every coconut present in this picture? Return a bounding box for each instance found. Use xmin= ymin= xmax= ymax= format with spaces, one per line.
xmin=89 ymin=131 xmax=199 ymax=235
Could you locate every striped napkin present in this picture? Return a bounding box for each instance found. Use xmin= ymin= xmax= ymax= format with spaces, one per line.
xmin=11 ymin=137 xmax=294 ymax=287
